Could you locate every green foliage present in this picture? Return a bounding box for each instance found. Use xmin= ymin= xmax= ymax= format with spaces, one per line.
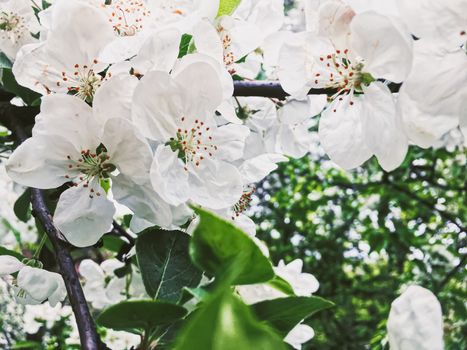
xmin=190 ymin=207 xmax=274 ymax=285
xmin=178 ymin=34 xmax=196 ymax=58
xmin=217 ymin=0 xmax=242 ymax=17
xmin=252 ymin=296 xmax=334 ymax=337
xmin=96 ymin=300 xmax=187 ymax=333
xmin=13 ymin=188 xmax=31 ymax=223
xmin=255 ymin=146 xmax=466 ymax=349
xmin=0 ymin=52 xmax=12 ymax=69
xmin=136 ymin=228 xmax=202 ymax=301
xmin=175 ymin=290 xmax=287 ymax=350
xmin=1 ymin=69 xmax=41 ymax=106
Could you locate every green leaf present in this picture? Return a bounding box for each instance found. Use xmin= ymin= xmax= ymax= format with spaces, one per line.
xmin=217 ymin=0 xmax=242 ymax=17
xmin=175 ymin=291 xmax=286 ymax=350
xmin=0 ymin=52 xmax=12 ymax=69
xmin=96 ymin=300 xmax=187 ymax=332
xmin=1 ymin=68 xmax=41 ymax=106
xmin=267 ymin=275 xmax=295 ymax=296
xmin=13 ymin=188 xmax=31 ymax=223
xmin=102 ymin=235 xmax=126 ymax=253
xmin=136 ymin=228 xmax=202 ymax=301
xmin=0 ymin=246 xmax=24 ymax=260
xmin=190 ymin=207 xmax=274 ymax=285
xmin=252 ymin=296 xmax=334 ymax=336
xmin=178 ymin=34 xmax=193 ymax=58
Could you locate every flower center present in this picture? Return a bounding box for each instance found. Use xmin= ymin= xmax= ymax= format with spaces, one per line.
xmin=65 ymin=144 xmax=116 ymax=197
xmin=167 ymin=117 xmax=218 ymax=170
xmin=103 ymin=0 xmax=150 ymax=37
xmin=314 ymin=49 xmax=375 ymax=109
xmin=0 ymin=11 xmax=26 ymax=41
xmin=56 ymin=61 xmax=106 ymax=102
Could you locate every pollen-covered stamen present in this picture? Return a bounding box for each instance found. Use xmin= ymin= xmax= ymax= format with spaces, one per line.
xmin=103 ymin=0 xmax=150 ymax=37
xmin=232 ymin=187 xmax=255 ymax=219
xmin=217 ymin=24 xmax=236 ymax=74
xmin=57 ymin=61 xmax=104 ymax=101
xmin=64 ymin=144 xmax=116 ymax=198
xmin=315 ymin=49 xmax=364 ymax=93
xmin=167 ymin=117 xmax=218 ymax=170
xmin=0 ymin=11 xmax=27 ymax=42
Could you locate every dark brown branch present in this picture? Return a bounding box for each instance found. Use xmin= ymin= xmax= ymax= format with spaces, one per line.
xmin=233 ymin=81 xmax=402 ymax=100
xmin=5 ymin=109 xmax=107 ymax=350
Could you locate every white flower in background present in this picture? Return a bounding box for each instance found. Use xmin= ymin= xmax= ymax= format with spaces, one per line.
xmin=0 ymin=255 xmax=66 ymax=306
xmin=284 ymin=323 xmax=315 ymax=350
xmin=79 ymin=259 xmax=149 ymax=309
xmin=237 ymin=259 xmax=319 ymax=304
xmin=278 ymin=1 xmax=413 ymax=171
xmin=0 ymin=0 xmax=40 ymax=60
xmin=104 ymin=329 xmax=140 ymax=350
xmin=387 ymin=285 xmax=444 ymax=350
xmin=79 ymin=259 xmax=126 ymax=309
xmin=12 ymin=0 xmax=115 ymax=101
xmin=132 ymin=61 xmax=250 ymax=209
xmin=23 ymin=303 xmax=73 ymax=334
xmin=6 ymin=94 xmax=160 ymax=247
xmin=396 ymin=0 xmax=467 ymax=148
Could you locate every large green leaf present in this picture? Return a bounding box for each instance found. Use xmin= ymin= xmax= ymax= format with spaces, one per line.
xmin=190 ymin=207 xmax=274 ymax=285
xmin=1 ymin=68 xmax=41 ymax=106
xmin=96 ymin=300 xmax=187 ymax=332
xmin=252 ymin=296 xmax=334 ymax=336
xmin=136 ymin=228 xmax=202 ymax=301
xmin=217 ymin=0 xmax=242 ymax=17
xmin=175 ymin=291 xmax=286 ymax=350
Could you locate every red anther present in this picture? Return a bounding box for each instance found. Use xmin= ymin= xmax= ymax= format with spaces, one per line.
xmin=336 ymin=50 xmax=341 ymax=54
xmin=349 ymin=101 xmax=354 ymax=106
xmin=74 ymin=64 xmax=79 ymax=68
xmin=93 ymin=59 xmax=98 ymax=64
xmin=68 ymin=165 xmax=73 ymax=168
xmin=333 ymin=109 xmax=337 ymax=112
xmin=319 ymin=57 xmax=324 ymax=61
xmin=327 ymin=54 xmax=332 ymax=59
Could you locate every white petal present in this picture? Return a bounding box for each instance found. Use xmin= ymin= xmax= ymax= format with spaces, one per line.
xmin=212 ymin=124 xmax=250 ymax=161
xmin=6 ymin=136 xmax=75 ymax=189
xmin=217 ymin=100 xmax=242 ymax=124
xmin=112 ymin=174 xmax=174 ymax=228
xmin=101 ymin=118 xmax=153 ymax=184
xmin=188 ymin=159 xmax=243 ymax=209
xmin=150 ymin=145 xmax=190 ymax=206
xmin=0 ymin=256 xmax=24 ymax=276
xmin=54 ymin=183 xmax=115 ymax=247
xmin=361 ymin=83 xmax=408 ymax=171
xmin=284 ymin=324 xmax=315 ymax=349
xmin=132 ymin=70 xmax=182 ymax=140
xmin=129 ymin=28 xmax=182 ymax=74
xmin=318 ymin=0 xmax=355 ymax=50
xmin=93 ymin=75 xmax=139 ymax=123
xmin=350 ymin=11 xmax=412 ymax=82
xmin=192 ymin=19 xmax=224 ymax=63
xmin=239 ymin=153 xmax=287 ymax=184
xmin=319 ymin=95 xmax=372 ymax=169
xmin=79 ymin=259 xmax=105 ymax=282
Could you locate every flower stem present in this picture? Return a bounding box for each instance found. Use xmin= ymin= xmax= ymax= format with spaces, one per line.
xmin=33 ymin=233 xmax=48 ymax=259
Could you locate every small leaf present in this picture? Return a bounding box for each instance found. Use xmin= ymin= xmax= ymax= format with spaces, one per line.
xmin=267 ymin=275 xmax=295 ymax=296
xmin=136 ymin=228 xmax=202 ymax=301
xmin=13 ymin=188 xmax=31 ymax=223
xmin=252 ymin=296 xmax=334 ymax=337
xmin=190 ymin=207 xmax=274 ymax=285
xmin=97 ymin=300 xmax=187 ymax=332
xmin=175 ymin=291 xmax=286 ymax=350
xmin=178 ymin=34 xmax=193 ymax=58
xmin=1 ymin=68 xmax=41 ymax=106
xmin=0 ymin=52 xmax=12 ymax=69
xmin=0 ymin=246 xmax=24 ymax=260
xmin=217 ymin=0 xmax=242 ymax=17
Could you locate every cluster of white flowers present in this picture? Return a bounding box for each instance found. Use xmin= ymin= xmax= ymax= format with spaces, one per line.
xmin=0 ymin=0 xmax=463 ymax=348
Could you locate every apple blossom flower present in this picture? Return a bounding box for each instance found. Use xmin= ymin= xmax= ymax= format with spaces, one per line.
xmin=132 ymin=61 xmax=250 ymax=209
xmin=387 ymin=285 xmax=444 ymax=350
xmin=0 ymin=0 xmax=40 ymax=60
xmin=12 ymin=0 xmax=115 ymax=101
xmin=5 ymin=94 xmax=166 ymax=247
xmin=0 ymin=255 xmax=66 ymax=306
xmin=284 ymin=323 xmax=315 ymax=350
xmin=278 ymin=1 xmax=413 ymax=171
